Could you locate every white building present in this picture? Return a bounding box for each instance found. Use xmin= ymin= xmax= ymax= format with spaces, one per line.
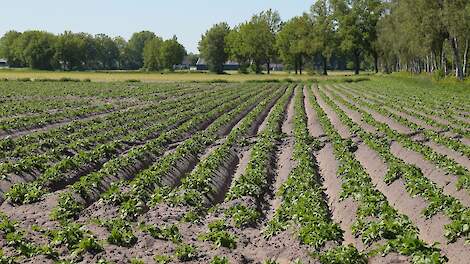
xmin=0 ymin=59 xmax=8 ymax=68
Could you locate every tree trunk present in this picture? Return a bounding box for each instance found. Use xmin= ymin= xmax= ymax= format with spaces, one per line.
xmin=353 ymin=51 xmax=360 ymax=75
xmin=299 ymin=56 xmax=303 ymax=75
xmin=463 ymin=39 xmax=469 ymax=77
xmin=295 ymin=59 xmax=298 ymax=75
xmin=373 ymin=53 xmax=379 ymax=73
xmin=450 ymin=37 xmax=464 ymax=80
xmin=441 ymin=48 xmax=447 ymax=76
xmin=322 ymin=55 xmax=328 ymax=76
xmin=267 ymin=59 xmax=271 ymax=74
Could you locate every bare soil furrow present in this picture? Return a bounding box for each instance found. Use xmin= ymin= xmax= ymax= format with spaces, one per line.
xmin=317 ymin=143 xmax=363 ymax=249
xmin=0 ymin=107 xmax=124 ymax=139
xmin=267 ymin=88 xmax=295 ymax=219
xmin=303 ymin=87 xmax=325 ymax=138
xmin=339 ymin=85 xmax=442 ymax=132
xmin=355 ymin=143 xmax=469 ymax=264
xmin=304 ymin=86 xmax=363 ymax=249
xmin=328 ymin=86 xmax=412 ymax=135
xmin=330 ymin=85 xmax=470 ymax=175
xmin=322 ymin=88 xmax=377 ymax=134
xmin=312 ymin=87 xmax=351 ymax=139
xmin=337 ymin=86 xmax=468 ymax=145
xmin=424 ymin=141 xmax=470 ymax=171
xmin=390 ymin=141 xmax=470 ymax=207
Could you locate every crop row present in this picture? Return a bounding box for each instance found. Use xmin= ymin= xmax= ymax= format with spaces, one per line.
xmin=0 ymin=85 xmax=238 ymax=185
xmin=162 ymin=85 xmax=285 ymax=212
xmin=307 ymin=86 xmax=445 ymax=263
xmin=325 ymin=86 xmax=470 ymax=194
xmin=6 ymin=85 xmax=260 ymax=206
xmin=338 ymin=84 xmax=470 ymax=142
xmin=0 ymin=83 xmax=222 ymax=160
xmin=344 ymin=83 xmax=470 ymax=137
xmin=319 ymin=86 xmax=470 ymax=244
xmin=354 ymin=79 xmax=468 ymax=121
xmin=263 ymin=86 xmax=362 ymax=264
xmin=51 ymin=84 xmax=278 ymax=223
xmin=224 ymin=85 xmax=294 ymax=211
xmin=100 ymin=85 xmax=278 ymax=221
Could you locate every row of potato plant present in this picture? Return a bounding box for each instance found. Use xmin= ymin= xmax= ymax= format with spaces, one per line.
xmin=320 ymin=86 xmax=470 ymax=243
xmin=104 ymin=86 xmax=277 ymax=221
xmin=51 ymin=84 xmax=272 ymax=223
xmin=160 ymin=86 xmax=284 ymax=213
xmin=326 ymin=85 xmax=470 ymax=194
xmin=4 ymin=86 xmax=245 ymax=204
xmin=336 ymin=84 xmax=470 ymax=158
xmin=307 ymin=85 xmax=445 ymax=263
xmin=265 ymin=87 xmax=349 ymax=258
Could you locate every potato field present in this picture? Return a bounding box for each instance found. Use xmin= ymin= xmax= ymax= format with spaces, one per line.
xmin=0 ymin=80 xmax=469 ymax=264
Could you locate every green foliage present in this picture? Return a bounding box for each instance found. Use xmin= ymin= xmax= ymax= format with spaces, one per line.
xmin=199 ymin=220 xmax=237 ymax=249
xmin=211 ymin=256 xmax=230 ymax=264
xmin=225 ymin=204 xmax=260 ymax=228
xmin=100 ymin=218 xmax=137 ymax=247
xmin=129 ymin=258 xmax=144 ymax=264
xmin=160 ymin=36 xmax=186 ymax=71
xmin=174 ymin=243 xmax=198 ymax=261
xmin=154 ymin=254 xmax=172 ymax=264
xmin=143 ymin=37 xmax=164 ymax=71
xmin=50 ymin=192 xmax=84 ymax=223
xmin=5 ymin=182 xmax=45 ymax=204
xmin=276 ymin=15 xmax=311 ymax=74
xmin=0 ymin=250 xmax=16 ymax=264
xmin=317 ymin=245 xmax=367 ymax=264
xmin=198 ymin=23 xmax=230 ymax=74
xmin=140 ymin=223 xmax=182 ymax=243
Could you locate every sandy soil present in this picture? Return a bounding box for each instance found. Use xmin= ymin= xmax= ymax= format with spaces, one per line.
xmin=312 ymin=87 xmax=352 ymax=139
xmin=390 ymin=142 xmax=470 ymax=208
xmin=355 ymin=143 xmax=469 ymax=264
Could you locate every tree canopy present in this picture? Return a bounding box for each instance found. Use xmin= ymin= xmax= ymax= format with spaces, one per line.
xmin=1 ymin=0 xmax=470 ymax=80
xmin=198 ymin=22 xmax=231 ymax=74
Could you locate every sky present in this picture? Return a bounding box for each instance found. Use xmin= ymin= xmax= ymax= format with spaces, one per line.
xmin=0 ymin=0 xmax=313 ymax=53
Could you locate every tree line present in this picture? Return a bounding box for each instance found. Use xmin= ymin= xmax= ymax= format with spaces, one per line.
xmin=1 ymin=0 xmax=469 ymax=80
xmin=0 ymin=30 xmax=187 ymax=71
xmin=199 ymin=0 xmax=470 ymax=80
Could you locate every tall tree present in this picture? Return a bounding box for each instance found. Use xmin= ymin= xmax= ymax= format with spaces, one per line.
xmin=252 ymin=9 xmax=281 ymax=73
xmin=95 ymin=34 xmax=120 ymax=70
xmin=276 ymin=15 xmax=311 ymax=74
xmin=143 ymin=37 xmax=164 ymax=71
xmin=54 ymin=31 xmax=85 ymax=70
xmin=127 ymin=31 xmax=156 ymax=70
xmin=310 ymin=0 xmax=336 ymax=75
xmin=442 ymin=0 xmax=470 ymax=80
xmin=14 ymin=31 xmax=57 ymax=70
xmin=198 ymin=22 xmax=231 ymax=74
xmin=226 ymin=26 xmax=251 ymax=73
xmin=332 ymin=0 xmax=383 ymax=75
xmin=0 ymin=31 xmax=23 ymax=67
xmin=160 ymin=36 xmax=186 ymax=71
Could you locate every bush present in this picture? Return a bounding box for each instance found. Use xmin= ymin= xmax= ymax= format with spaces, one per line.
xmin=246 ymin=79 xmax=280 ymax=83
xmin=432 ymin=69 xmax=446 ymax=82
xmin=59 ymin=77 xmax=81 ymax=82
xmin=208 ymin=79 xmax=229 ymax=83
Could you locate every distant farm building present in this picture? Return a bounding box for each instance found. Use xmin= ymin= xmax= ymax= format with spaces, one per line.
xmin=195 ymin=58 xmax=240 ymax=71
xmin=0 ymin=59 xmax=8 ymax=68
xmin=174 ymin=56 xmax=193 ymax=70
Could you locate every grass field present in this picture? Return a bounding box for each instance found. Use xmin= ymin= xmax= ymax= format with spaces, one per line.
xmin=0 ymin=77 xmax=469 ymax=263
xmin=0 ymin=68 xmax=371 ymax=82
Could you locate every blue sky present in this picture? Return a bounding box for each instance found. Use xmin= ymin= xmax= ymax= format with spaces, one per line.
xmin=0 ymin=0 xmax=312 ymax=53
